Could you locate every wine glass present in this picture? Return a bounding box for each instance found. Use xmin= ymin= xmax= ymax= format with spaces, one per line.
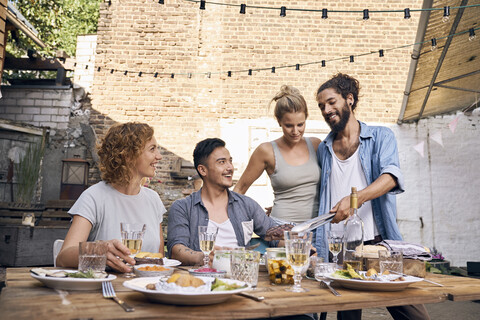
xmin=284 ymin=231 xmax=313 ymax=292
xmin=198 ymin=226 xmax=218 ymax=268
xmin=328 ymin=230 xmax=344 ymax=268
xmin=120 ymin=222 xmax=146 ymax=277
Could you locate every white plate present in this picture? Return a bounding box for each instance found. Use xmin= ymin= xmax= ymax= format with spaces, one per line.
xmin=30 ymin=270 xmax=116 ymax=291
xmin=326 ymin=273 xmax=423 ymax=292
xmin=123 ymin=276 xmax=250 ymax=305
xmin=163 ymin=258 xmax=181 ymax=267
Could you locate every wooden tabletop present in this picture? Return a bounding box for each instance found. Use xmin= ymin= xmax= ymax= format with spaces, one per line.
xmin=2 ymin=268 xmax=480 ymax=319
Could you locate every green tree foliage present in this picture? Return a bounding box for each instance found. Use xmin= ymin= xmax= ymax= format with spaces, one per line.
xmin=11 ymin=0 xmax=101 ymax=56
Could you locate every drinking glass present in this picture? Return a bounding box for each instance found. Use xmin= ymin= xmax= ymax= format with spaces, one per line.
xmin=284 ymin=231 xmax=313 ymax=292
xmin=379 ymin=250 xmax=403 ymax=274
xmin=78 ymin=241 xmax=108 ymax=272
xmin=230 ymin=250 xmax=261 ymax=287
xmin=327 ymin=230 xmax=344 ymax=268
xmin=198 ymin=226 xmax=218 ymax=268
xmin=120 ymin=222 xmax=146 ymax=277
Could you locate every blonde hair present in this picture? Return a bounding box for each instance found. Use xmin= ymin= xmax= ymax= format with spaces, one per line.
xmin=270 ymin=85 xmax=308 ymax=122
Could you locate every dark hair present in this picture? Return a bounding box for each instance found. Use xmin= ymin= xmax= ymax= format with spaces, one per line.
xmin=193 ymin=138 xmax=226 ymax=178
xmin=270 ymin=85 xmax=308 ymax=122
xmin=97 ymin=122 xmax=154 ymax=185
xmin=316 ymin=73 xmax=360 ymax=111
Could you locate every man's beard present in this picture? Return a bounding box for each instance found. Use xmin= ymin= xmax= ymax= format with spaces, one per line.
xmin=326 ymin=102 xmax=351 ymax=133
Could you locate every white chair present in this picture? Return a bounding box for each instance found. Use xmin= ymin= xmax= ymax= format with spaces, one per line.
xmin=53 ymin=239 xmax=64 ymax=267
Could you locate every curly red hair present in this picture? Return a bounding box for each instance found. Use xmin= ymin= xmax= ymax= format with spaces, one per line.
xmin=97 ymin=122 xmax=154 ymax=185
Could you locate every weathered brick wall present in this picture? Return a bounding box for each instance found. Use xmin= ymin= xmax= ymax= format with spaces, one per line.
xmin=74 ymin=35 xmax=97 ymax=93
xmin=92 ymin=0 xmax=423 ymax=206
xmin=0 ymin=88 xmax=71 ymax=130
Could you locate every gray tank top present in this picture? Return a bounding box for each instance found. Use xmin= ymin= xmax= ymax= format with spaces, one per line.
xmin=269 ymin=138 xmax=320 ymax=224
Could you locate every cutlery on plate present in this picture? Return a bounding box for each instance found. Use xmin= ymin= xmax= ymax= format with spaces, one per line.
xmin=321 ymin=279 xmax=341 ymax=296
xmin=238 ymin=291 xmax=265 ymax=301
xmin=389 ymin=271 xmax=444 ymax=286
xmin=102 ymin=281 xmax=135 ymax=312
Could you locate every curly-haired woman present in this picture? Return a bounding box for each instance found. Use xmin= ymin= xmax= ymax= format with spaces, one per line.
xmin=56 ymin=122 xmax=166 ymax=272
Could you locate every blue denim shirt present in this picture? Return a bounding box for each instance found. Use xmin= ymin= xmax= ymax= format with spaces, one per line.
xmin=314 ymin=121 xmax=404 ymax=261
xmin=167 ymin=189 xmax=278 ymax=258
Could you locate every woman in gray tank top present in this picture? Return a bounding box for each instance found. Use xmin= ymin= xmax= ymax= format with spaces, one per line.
xmin=234 ymin=85 xmax=321 ymax=225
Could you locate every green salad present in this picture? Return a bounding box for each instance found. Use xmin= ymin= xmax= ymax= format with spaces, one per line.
xmin=211 ymin=278 xmax=247 ymax=291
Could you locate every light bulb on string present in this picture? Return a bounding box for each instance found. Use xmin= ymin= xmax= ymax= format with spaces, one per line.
xmin=296 ymin=64 xmax=300 ymax=70
xmin=280 ymin=6 xmax=286 ymax=17
xmin=404 ymin=8 xmax=411 ymax=19
xmin=199 ymin=0 xmax=205 ymax=10
xmin=363 ymin=9 xmax=370 ymax=22
xmin=227 ymin=71 xmax=232 ymax=77
xmin=248 ymin=69 xmax=252 ymax=76
xmin=207 ymin=72 xmax=211 ymax=78
xmin=322 ymin=8 xmax=328 ymax=19
xmin=431 ymin=38 xmax=437 ymax=51
xmin=321 ymin=60 xmax=326 ymax=67
xmin=240 ymin=4 xmax=246 ymax=14
xmin=469 ymin=28 xmax=476 ymax=41
xmin=271 ymin=67 xmax=275 ymax=73
xmin=442 ymin=6 xmax=450 ymax=23
xmin=379 ymin=49 xmax=385 ymax=62
xmin=349 ymin=55 xmax=354 ymax=63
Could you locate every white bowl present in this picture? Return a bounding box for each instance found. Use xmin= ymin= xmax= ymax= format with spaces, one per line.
xmin=134 ymin=264 xmax=174 ymax=277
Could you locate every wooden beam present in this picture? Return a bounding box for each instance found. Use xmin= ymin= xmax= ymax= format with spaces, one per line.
xmin=434 ymin=84 xmax=480 ymax=94
xmin=4 ymin=56 xmax=73 ymax=71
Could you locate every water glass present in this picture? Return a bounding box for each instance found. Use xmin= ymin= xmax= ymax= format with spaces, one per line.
xmin=314 ymin=262 xmax=337 ymax=282
xmin=78 ymin=241 xmax=108 ymax=272
xmin=379 ymin=250 xmax=403 ymax=274
xmin=284 ymin=231 xmax=313 ymax=292
xmin=230 ymin=250 xmax=260 ymax=287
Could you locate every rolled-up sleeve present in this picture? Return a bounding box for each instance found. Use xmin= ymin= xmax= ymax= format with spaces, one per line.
xmin=378 ymin=128 xmax=404 ymax=194
xmin=166 ymin=200 xmax=192 ymax=258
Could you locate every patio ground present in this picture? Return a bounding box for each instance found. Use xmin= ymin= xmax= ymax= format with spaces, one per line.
xmin=1 ymin=267 xmax=479 ymax=319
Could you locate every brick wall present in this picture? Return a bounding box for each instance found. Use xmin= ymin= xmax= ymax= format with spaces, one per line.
xmin=0 ymin=88 xmax=72 ymax=130
xmin=74 ymin=35 xmax=97 ymax=93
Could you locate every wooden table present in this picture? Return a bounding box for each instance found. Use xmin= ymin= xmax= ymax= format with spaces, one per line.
xmin=1 ymin=268 xmax=480 ymax=319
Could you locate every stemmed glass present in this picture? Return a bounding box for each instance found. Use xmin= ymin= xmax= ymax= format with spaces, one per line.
xmin=198 ymin=226 xmax=218 ymax=268
xmin=328 ymin=230 xmax=344 ymax=268
xmin=284 ymin=230 xmax=313 ymax=292
xmin=120 ymin=222 xmax=146 ymax=277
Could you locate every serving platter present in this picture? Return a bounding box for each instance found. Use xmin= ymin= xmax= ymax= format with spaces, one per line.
xmin=123 ymin=276 xmax=250 ymax=305
xmin=326 ymin=273 xmax=422 ymax=292
xmin=163 ymin=258 xmax=181 ymax=267
xmin=30 ymin=270 xmax=116 ymax=291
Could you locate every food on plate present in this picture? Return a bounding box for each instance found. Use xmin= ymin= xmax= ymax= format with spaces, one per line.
xmin=267 ymin=259 xmax=294 ymax=284
xmin=346 ymin=263 xmax=362 ymax=279
xmin=134 ymin=251 xmax=164 ymax=265
xmin=137 ymin=265 xmax=170 ymax=272
xmin=167 ymin=274 xmax=205 ymax=288
xmin=382 ymin=270 xmax=390 ymax=275
xmin=211 ymin=278 xmax=247 ymax=291
xmin=366 ymin=268 xmax=378 ymax=277
xmin=30 ymin=268 xmax=108 ymax=279
xmin=194 ymin=267 xmax=218 ymax=273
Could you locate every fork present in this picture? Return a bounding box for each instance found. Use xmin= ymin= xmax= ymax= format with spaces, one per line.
xmin=321 ymin=279 xmax=341 ymax=296
xmin=102 ymin=281 xmax=135 ymax=312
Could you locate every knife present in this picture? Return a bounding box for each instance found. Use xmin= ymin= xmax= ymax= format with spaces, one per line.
xmin=389 ymin=271 xmax=444 ymax=286
xmin=238 ymin=291 xmax=264 ymax=301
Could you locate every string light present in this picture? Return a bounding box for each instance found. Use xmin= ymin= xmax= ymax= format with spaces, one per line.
xmin=124 ymin=70 xmax=128 ymax=75
xmin=271 ymin=67 xmax=275 ymax=73
xmin=154 ymin=72 xmax=158 ymax=77
xmin=200 ymin=0 xmax=205 ymax=10
xmin=207 ymin=72 xmax=211 ymax=78
xmin=379 ymin=49 xmax=384 ymax=57
xmin=280 ymin=6 xmax=286 ymax=17
xmin=442 ymin=6 xmax=450 ymax=23
xmin=469 ymin=28 xmax=476 ymax=41
xmin=431 ymin=38 xmax=437 ymax=51
xmin=97 ymin=67 xmax=101 ymax=71
xmin=296 ymin=64 xmax=300 ymax=70
xmin=322 ymin=8 xmax=328 ymax=19
xmin=85 ymin=65 xmax=88 ymax=69
xmin=138 ymin=72 xmax=142 ymax=77
xmin=228 ymin=71 xmax=232 ymax=77
xmin=171 ymin=73 xmax=175 ymax=78
xmin=404 ymin=8 xmax=411 ymax=19
xmin=321 ymin=60 xmax=326 ymax=67
xmin=158 ymin=0 xmax=164 ymax=4
xmin=363 ymin=9 xmax=369 ymax=20
xmin=110 ymin=69 xmax=114 ymax=73
xmin=240 ymin=4 xmax=246 ymax=14
xmin=188 ymin=72 xmax=192 ymax=78
xmin=248 ymin=69 xmax=252 ymax=75
xmin=349 ymin=55 xmax=354 ymax=63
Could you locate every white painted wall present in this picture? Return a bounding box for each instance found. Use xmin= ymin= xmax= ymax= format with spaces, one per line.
xmin=223 ymin=110 xmax=480 ymax=267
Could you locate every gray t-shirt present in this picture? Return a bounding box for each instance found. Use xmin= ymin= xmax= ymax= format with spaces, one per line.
xmin=69 ymin=181 xmax=166 ymax=253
